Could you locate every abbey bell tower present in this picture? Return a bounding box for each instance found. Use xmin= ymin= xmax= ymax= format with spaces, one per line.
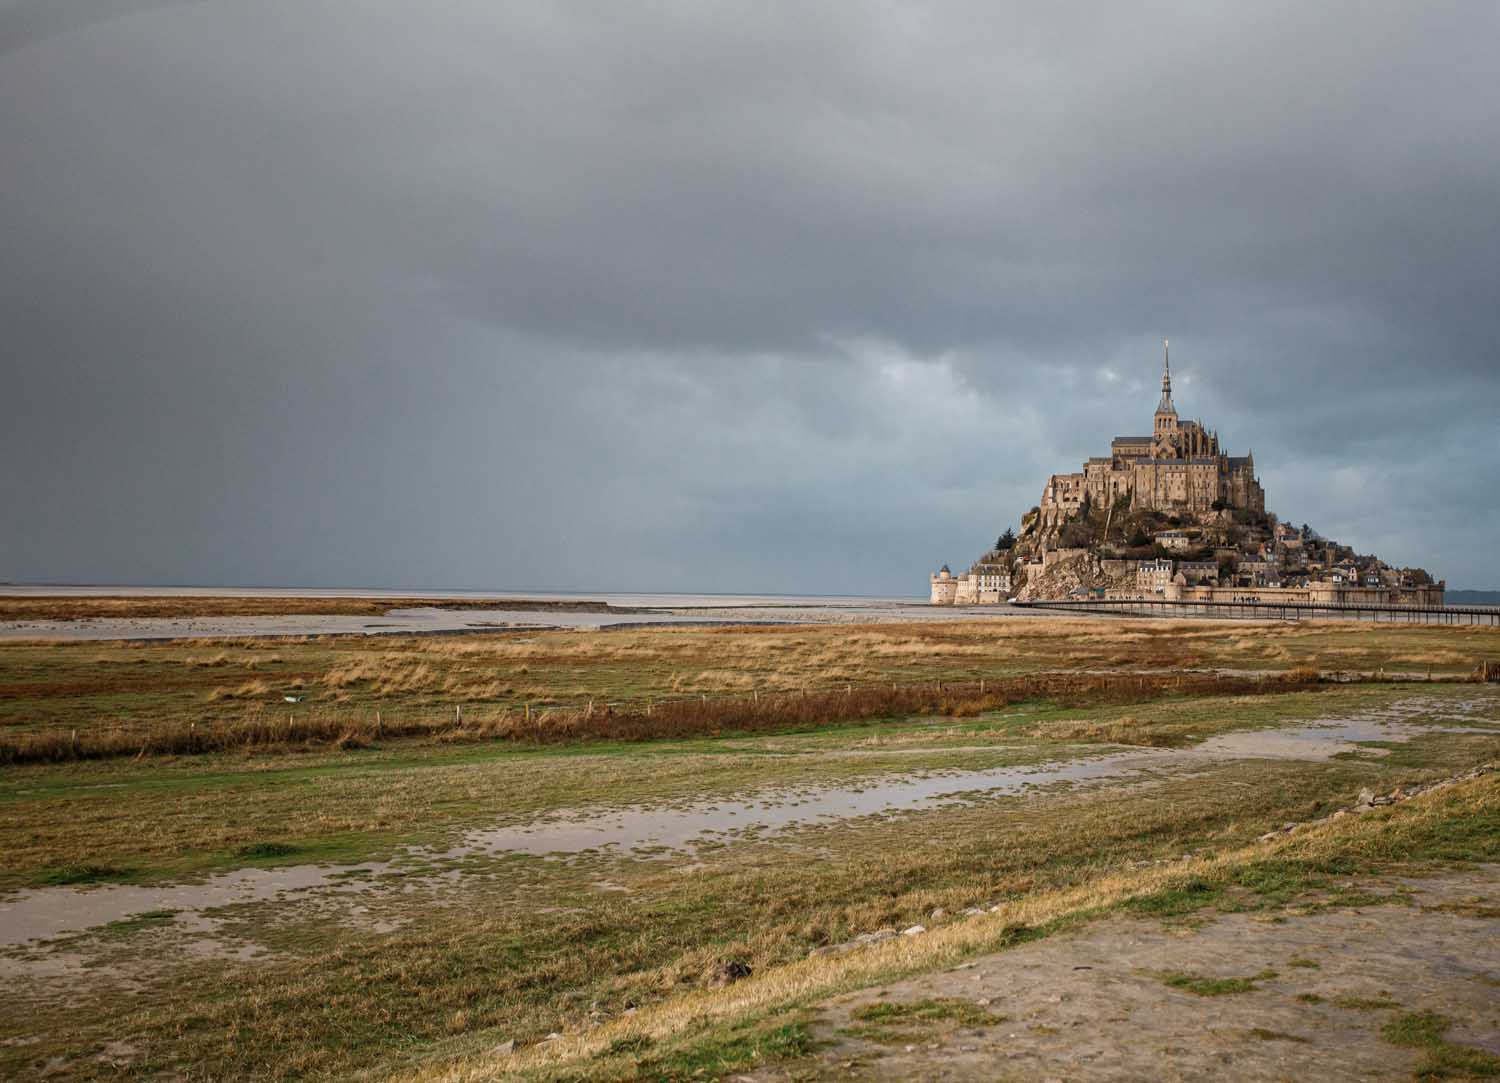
xmin=1154 ymin=340 xmax=1178 ymax=435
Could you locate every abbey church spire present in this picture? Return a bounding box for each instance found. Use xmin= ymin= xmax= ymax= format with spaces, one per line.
xmin=1154 ymin=339 xmax=1177 ymax=433
xmin=1158 ymin=340 xmax=1175 ymax=413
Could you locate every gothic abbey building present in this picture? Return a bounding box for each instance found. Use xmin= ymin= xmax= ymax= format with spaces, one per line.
xmin=1036 ymin=347 xmax=1264 ymax=537
xmin=929 ymin=345 xmax=1443 ymax=608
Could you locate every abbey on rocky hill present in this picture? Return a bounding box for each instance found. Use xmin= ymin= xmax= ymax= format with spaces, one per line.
xmin=1036 ymin=343 xmax=1263 ymax=544
xmin=928 ymin=344 xmax=1443 ymax=608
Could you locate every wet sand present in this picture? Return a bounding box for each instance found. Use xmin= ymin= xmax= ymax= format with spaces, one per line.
xmin=0 ymin=588 xmax=1055 ymax=641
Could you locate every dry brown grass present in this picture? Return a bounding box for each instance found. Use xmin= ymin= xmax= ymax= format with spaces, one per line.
xmin=4 ymin=618 xmax=1495 ymax=753
xmin=1023 ymin=715 xmax=1170 ymax=746
xmin=207 ymin=679 xmax=271 ymax=701
xmin=0 ymin=670 xmax=1323 ymax=765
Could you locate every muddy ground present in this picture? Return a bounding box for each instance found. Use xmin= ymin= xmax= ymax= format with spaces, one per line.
xmin=754 ymin=866 xmax=1500 ymax=1082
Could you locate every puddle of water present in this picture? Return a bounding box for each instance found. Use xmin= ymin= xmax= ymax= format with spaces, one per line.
xmin=0 ymin=864 xmax=386 ymax=947
xmin=1 ymin=696 xmax=1494 ymax=952
xmin=449 ymin=751 xmax=1173 ymax=858
xmin=0 ymin=949 xmax=138 ymax=986
xmin=1195 ymin=716 xmax=1485 ymax=760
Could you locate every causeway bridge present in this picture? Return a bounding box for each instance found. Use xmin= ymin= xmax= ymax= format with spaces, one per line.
xmin=1012 ymin=598 xmax=1500 ymax=626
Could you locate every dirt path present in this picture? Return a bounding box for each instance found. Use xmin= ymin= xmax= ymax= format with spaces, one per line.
xmin=758 ymin=866 xmax=1500 ymax=1082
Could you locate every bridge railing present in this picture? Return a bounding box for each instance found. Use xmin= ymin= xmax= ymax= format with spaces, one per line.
xmin=1010 ymin=597 xmax=1500 ymax=626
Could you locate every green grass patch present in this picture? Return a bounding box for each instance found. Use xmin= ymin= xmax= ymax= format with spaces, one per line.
xmin=1123 ymin=857 xmax=1404 ymax=921
xmin=1383 ymin=1010 xmax=1454 ymax=1048
xmin=1335 ymin=994 xmax=1400 ymax=1011
xmin=232 ymin=841 xmax=301 ymax=860
xmin=1381 ymin=1009 xmax=1500 ymax=1081
xmin=1230 ymin=860 xmax=1326 ymax=906
xmin=1124 ymin=876 xmax=1220 ymax=916
xmin=1162 ymin=969 xmax=1278 ymax=996
xmin=846 ymin=997 xmax=1005 ymax=1044
xmin=37 ymin=863 xmax=133 ymax=886
xmin=1415 ymin=1046 xmax=1500 ymax=1080
xmin=850 ymin=998 xmax=998 ymax=1027
xmin=603 ymin=1035 xmax=653 ymax=1056
xmin=1248 ymin=1027 xmax=1309 ymax=1042
xmin=98 ymin=909 xmax=178 ymax=937
xmin=621 ymin=1015 xmax=815 ymax=1081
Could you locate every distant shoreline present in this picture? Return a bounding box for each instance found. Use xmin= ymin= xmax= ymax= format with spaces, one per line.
xmin=0 ymin=590 xmax=984 ymax=643
xmin=0 ymin=583 xmax=922 ymax=606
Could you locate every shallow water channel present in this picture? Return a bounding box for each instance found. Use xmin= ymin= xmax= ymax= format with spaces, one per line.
xmin=0 ymin=594 xmax=1036 ymax=641
xmin=1 ymin=698 xmax=1494 ymax=951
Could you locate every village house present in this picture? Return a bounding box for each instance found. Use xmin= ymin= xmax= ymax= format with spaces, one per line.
xmin=1137 ymin=558 xmax=1175 ymax=595
xmin=932 ymin=563 xmax=1012 ymax=605
xmin=1156 ymin=530 xmax=1193 ymax=552
xmin=1176 ymin=560 xmax=1219 ymax=585
xmin=953 ymin=563 xmax=1012 ymax=604
xmin=1237 ymin=559 xmax=1279 ymax=586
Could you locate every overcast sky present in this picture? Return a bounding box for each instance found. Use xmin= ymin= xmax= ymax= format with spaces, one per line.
xmin=1 ymin=2 xmax=1497 ymax=595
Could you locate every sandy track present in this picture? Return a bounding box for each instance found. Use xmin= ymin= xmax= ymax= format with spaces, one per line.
xmin=754 ymin=867 xmax=1500 ymax=1082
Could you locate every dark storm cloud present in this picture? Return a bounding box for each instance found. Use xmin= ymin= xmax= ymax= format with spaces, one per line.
xmin=1 ymin=1 xmax=1497 ymax=593
xmin=0 ymin=0 xmax=208 ymax=58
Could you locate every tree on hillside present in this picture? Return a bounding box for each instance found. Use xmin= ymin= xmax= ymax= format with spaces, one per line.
xmin=995 ymin=528 xmax=1016 ymax=551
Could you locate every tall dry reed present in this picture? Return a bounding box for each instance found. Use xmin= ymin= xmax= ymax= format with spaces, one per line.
xmin=0 ymin=671 xmax=1342 ymax=766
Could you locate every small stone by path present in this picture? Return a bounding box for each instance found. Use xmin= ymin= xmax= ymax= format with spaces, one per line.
xmin=751 ymin=865 xmax=1500 ymax=1082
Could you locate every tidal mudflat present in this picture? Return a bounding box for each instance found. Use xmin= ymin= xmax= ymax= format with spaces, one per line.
xmin=1 ymin=614 xmax=1497 ymax=1081
xmin=0 ymin=588 xmax=1024 ymax=642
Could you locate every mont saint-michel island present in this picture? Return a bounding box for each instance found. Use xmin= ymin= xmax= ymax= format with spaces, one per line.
xmin=7 ymin=7 xmax=1500 ymax=1083
xmin=931 ymin=345 xmax=1446 ymax=609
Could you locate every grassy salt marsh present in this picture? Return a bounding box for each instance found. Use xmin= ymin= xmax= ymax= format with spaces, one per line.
xmin=2 ymin=616 xmax=1496 ymax=745
xmin=1 ymin=617 xmax=1498 ymax=1081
